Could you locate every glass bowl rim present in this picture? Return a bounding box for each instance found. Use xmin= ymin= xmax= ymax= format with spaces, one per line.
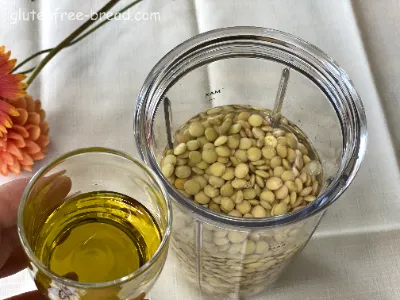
xmin=17 ymin=147 xmax=172 ymax=289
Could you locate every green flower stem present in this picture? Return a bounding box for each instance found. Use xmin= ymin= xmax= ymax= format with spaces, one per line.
xmin=12 ymin=0 xmax=142 ymax=74
xmin=19 ymin=67 xmax=36 ymax=74
xmin=12 ymin=49 xmax=49 ymax=74
xmin=26 ymin=0 xmax=120 ymax=86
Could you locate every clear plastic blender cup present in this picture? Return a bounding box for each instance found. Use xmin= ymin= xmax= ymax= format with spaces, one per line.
xmin=134 ymin=27 xmax=367 ymax=298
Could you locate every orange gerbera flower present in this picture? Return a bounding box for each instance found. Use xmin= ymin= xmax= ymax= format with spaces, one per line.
xmin=0 ymin=46 xmax=27 ymax=100
xmin=0 ymin=46 xmax=46 ymax=176
xmin=0 ymin=100 xmax=19 ymax=137
xmin=0 ymin=96 xmax=49 ymax=176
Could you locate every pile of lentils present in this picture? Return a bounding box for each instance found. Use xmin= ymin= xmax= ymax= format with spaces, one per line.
xmin=160 ymin=106 xmax=322 ymax=218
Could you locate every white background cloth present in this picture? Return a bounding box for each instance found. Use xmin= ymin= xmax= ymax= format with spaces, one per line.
xmin=1 ymin=0 xmax=400 ymax=299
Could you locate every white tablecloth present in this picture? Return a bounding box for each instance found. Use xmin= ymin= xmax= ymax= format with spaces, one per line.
xmin=1 ymin=0 xmax=400 ymax=299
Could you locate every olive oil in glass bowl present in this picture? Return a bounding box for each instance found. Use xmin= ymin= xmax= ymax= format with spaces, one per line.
xmin=18 ymin=148 xmax=171 ymax=300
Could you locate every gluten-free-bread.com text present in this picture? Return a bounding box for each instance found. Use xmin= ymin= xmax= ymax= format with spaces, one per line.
xmin=9 ymin=8 xmax=161 ymax=24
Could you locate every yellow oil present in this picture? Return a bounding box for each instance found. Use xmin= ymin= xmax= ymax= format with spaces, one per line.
xmin=33 ymin=191 xmax=161 ymax=283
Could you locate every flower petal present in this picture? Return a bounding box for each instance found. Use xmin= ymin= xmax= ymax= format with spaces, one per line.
xmin=0 ymin=47 xmax=14 ymax=75
xmin=13 ymin=108 xmax=28 ymax=125
xmin=0 ymin=124 xmax=7 ymax=134
xmin=39 ymin=109 xmax=46 ymax=120
xmin=7 ymin=132 xmax=26 ymax=148
xmin=11 ymin=124 xmax=29 ymax=138
xmin=0 ymin=47 xmax=27 ymax=100
xmin=0 ymin=73 xmax=27 ymax=100
xmin=0 ymin=112 xmax=11 ymax=131
xmin=27 ymin=112 xmax=40 ymax=125
xmin=36 ymin=135 xmax=49 ymax=148
xmin=13 ymin=138 xmax=26 ymax=148
xmin=0 ymin=160 xmax=9 ymax=176
xmin=0 ymin=100 xmax=19 ymax=116
xmin=25 ymin=140 xmax=41 ymax=154
xmin=22 ymin=165 xmax=32 ymax=172
xmin=6 ymin=142 xmax=23 ymax=160
xmin=26 ymin=96 xmax=35 ymax=112
xmin=31 ymin=152 xmax=45 ymax=160
xmin=21 ymin=152 xmax=34 ymax=166
xmin=40 ymin=121 xmax=49 ymax=134
xmin=8 ymin=97 xmax=27 ymax=110
xmin=12 ymin=124 xmax=29 ymax=139
xmin=9 ymin=159 xmax=21 ymax=174
xmin=25 ymin=124 xmax=41 ymax=141
xmin=34 ymin=100 xmax=42 ymax=112
xmin=1 ymin=151 xmax=14 ymax=165
xmin=7 ymin=131 xmax=23 ymax=141
xmin=0 ymin=111 xmax=12 ymax=128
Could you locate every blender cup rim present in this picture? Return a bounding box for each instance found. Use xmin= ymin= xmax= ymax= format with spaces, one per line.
xmin=17 ymin=147 xmax=172 ymax=289
xmin=134 ymin=26 xmax=368 ymax=228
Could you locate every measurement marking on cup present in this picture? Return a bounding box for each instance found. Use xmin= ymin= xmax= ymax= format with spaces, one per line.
xmin=205 ymin=88 xmax=223 ymax=101
xmin=205 ymin=89 xmax=222 ymax=97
